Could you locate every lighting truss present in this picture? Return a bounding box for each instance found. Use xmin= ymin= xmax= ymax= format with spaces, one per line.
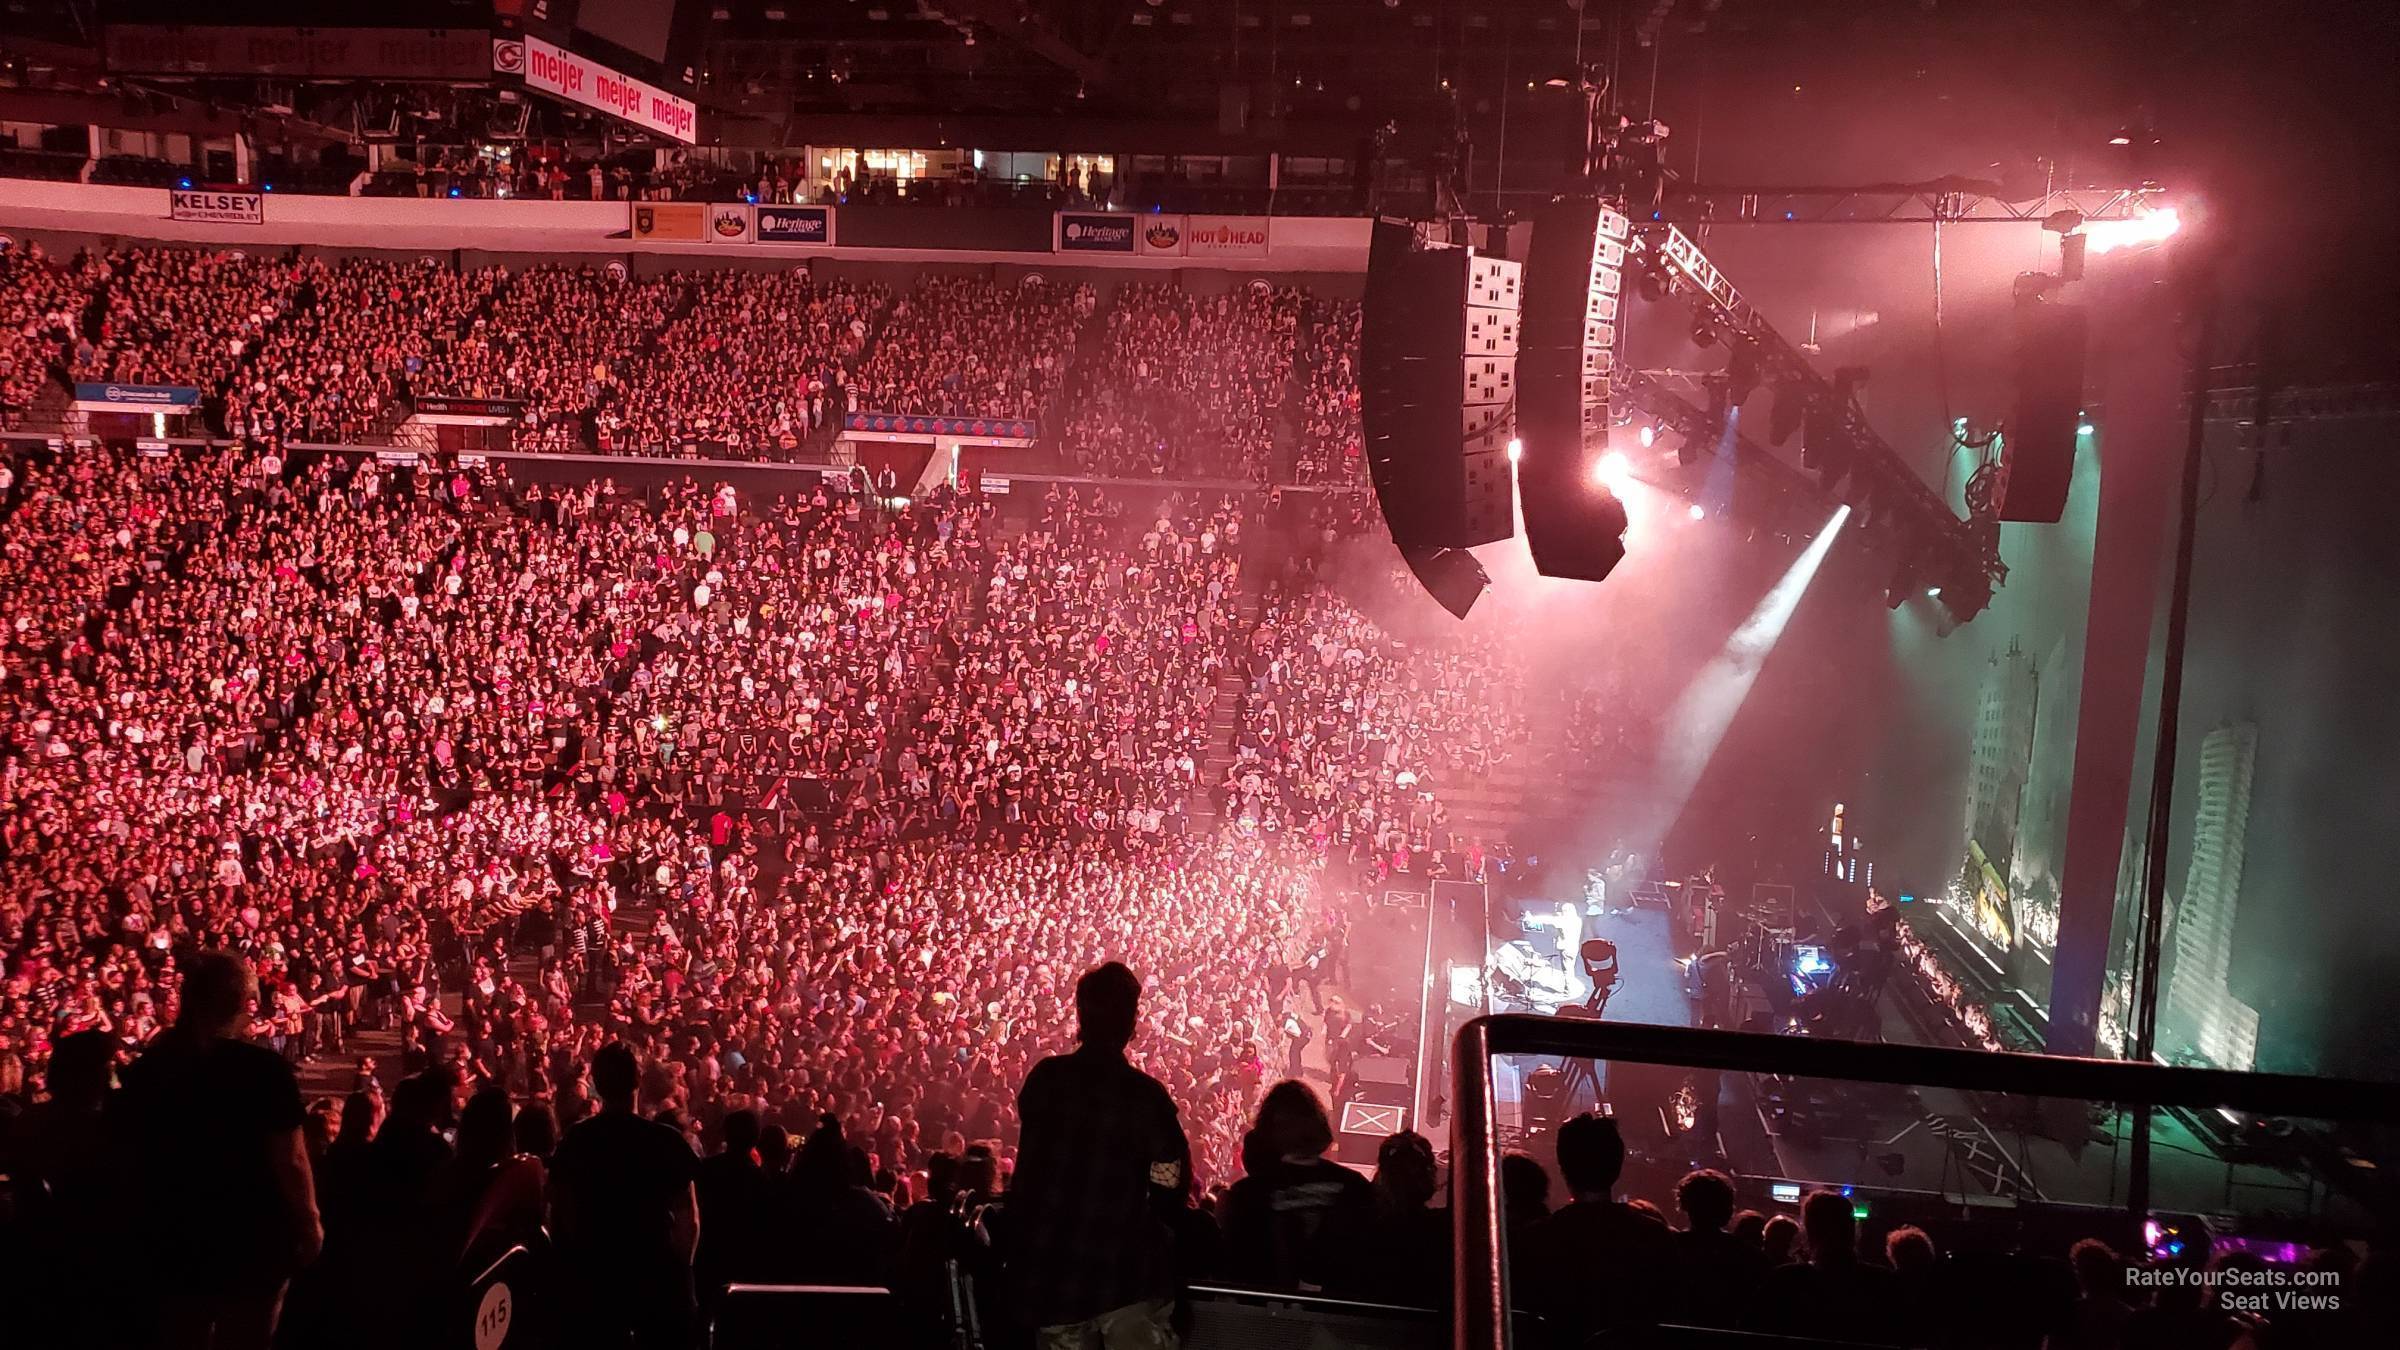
xmin=1617 ymin=368 xmax=1827 ymax=504
xmin=1647 ymin=185 xmax=2168 ymax=227
xmin=1630 ymin=223 xmax=2005 ymax=610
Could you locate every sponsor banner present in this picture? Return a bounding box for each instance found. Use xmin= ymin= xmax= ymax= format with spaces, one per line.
xmin=1055 ymin=212 xmax=1136 ymax=254
xmin=706 ymin=203 xmax=754 ymax=244
xmin=491 ymin=38 xmax=525 ymax=76
xmin=756 ymin=205 xmax=835 ymax=245
xmin=73 ymin=383 xmax=202 ymax=412
xmin=632 ymin=202 xmax=706 ymax=241
xmin=170 ymin=189 xmax=263 ymax=225
xmin=522 ymin=34 xmax=698 ymax=144
xmin=844 ymin=411 xmax=1039 ymax=442
xmin=1184 ymin=215 xmax=1272 ymax=258
xmin=376 ymin=449 xmax=422 ymax=465
xmin=1135 ymin=214 xmax=1187 ymax=257
xmin=458 ymin=453 xmax=489 ymax=467
xmin=413 ymin=396 xmax=524 ymax=427
xmin=982 ymin=475 xmax=1013 ymax=495
xmin=105 ymin=25 xmax=492 ymax=80
xmin=136 ymin=440 xmax=172 ymax=457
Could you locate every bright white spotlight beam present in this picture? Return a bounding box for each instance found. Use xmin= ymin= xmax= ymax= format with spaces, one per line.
xmin=2083 ymin=206 xmax=2180 ymax=255
xmin=1620 ymin=504 xmax=1851 ymax=858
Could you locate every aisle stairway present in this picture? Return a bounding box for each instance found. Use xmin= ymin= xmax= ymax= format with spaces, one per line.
xmin=1187 ymin=585 xmax=1261 ymax=827
xmin=1438 ymin=757 xmax=1540 ymax=852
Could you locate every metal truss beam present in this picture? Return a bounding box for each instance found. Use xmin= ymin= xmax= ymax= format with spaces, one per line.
xmin=1617 ymin=369 xmax=1830 ymax=507
xmin=1630 ymin=222 xmax=2004 ymax=601
xmin=1651 ymin=185 xmax=2166 ymax=227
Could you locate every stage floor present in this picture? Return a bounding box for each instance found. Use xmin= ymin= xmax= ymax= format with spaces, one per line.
xmin=1584 ymin=905 xmax=1692 ymax=1029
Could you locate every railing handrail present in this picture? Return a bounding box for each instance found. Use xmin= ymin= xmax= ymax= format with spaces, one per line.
xmin=1449 ymin=1014 xmax=2400 ymax=1350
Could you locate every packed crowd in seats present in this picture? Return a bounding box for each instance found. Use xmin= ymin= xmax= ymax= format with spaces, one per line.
xmin=1063 ymin=280 xmax=1305 ymax=482
xmin=69 ymin=247 xmax=296 ymax=394
xmin=0 ymin=443 xmax=1543 ymax=1192
xmin=849 ymin=275 xmax=1095 ymax=422
xmin=222 ymin=256 xmax=501 ymax=446
xmin=3 ymin=243 xmax=1385 ymax=484
xmin=0 ymin=243 xmax=87 ymax=427
xmin=1291 ymin=296 xmax=1364 ymax=487
xmin=602 ymin=270 xmax=885 ymax=459
xmin=408 ymin=263 xmax=688 ymax=453
xmin=1223 ymin=581 xmax=1523 ymax=872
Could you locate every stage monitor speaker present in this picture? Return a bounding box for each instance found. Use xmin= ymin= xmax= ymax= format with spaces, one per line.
xmin=1518 ymin=198 xmax=1634 ymax=582
xmin=1352 ymin=1055 xmax=1411 ymax=1087
xmin=2002 ymin=299 xmax=2088 ymax=523
xmin=1363 ymin=220 xmax=1522 ymax=556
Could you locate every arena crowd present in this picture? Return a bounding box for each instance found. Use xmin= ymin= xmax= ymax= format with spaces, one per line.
xmin=1 ymin=243 xmax=1373 ymax=480
xmin=1 ymin=239 xmax=2377 ymax=1350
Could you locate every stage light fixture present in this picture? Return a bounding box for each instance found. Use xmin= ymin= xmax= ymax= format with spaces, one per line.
xmin=1507 ymin=437 xmax=1523 ymax=463
xmin=2082 ymin=205 xmax=2180 ymax=254
xmin=1691 ymin=318 xmax=1719 ymax=348
xmin=1688 ymin=503 xmax=1707 ymax=521
xmin=1637 ymin=424 xmax=1656 ymax=448
xmin=1726 ymin=342 xmax=1763 ymax=404
xmin=1885 ymin=551 xmax=1921 ymax=609
xmin=1594 ymin=449 xmax=1632 ymax=489
xmin=1767 ymin=382 xmax=1805 ymax=446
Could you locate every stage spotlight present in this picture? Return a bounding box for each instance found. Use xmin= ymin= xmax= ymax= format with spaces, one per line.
xmin=2083 ymin=205 xmax=2180 ymax=254
xmin=1637 ymin=425 xmax=1656 ymax=448
xmin=1688 ymin=503 xmax=1707 ymax=521
xmin=1885 ymin=551 xmax=1922 ymax=609
xmin=1594 ymin=450 xmax=1632 ymax=490
xmin=1507 ymin=437 xmax=1524 ymax=463
xmin=1691 ymin=318 xmax=1719 ymax=348
xmin=2077 ymin=415 xmax=2096 ymax=436
xmin=1726 ymin=343 xmax=1763 ymax=403
xmin=1624 ymin=504 xmax=1851 ymax=864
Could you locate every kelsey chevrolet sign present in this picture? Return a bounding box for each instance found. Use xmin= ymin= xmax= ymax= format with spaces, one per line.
xmin=169 ymin=189 xmax=263 ymax=225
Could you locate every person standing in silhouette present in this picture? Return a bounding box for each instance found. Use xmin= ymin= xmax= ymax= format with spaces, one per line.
xmin=116 ymin=951 xmax=322 ymax=1350
xmin=549 ymin=1041 xmax=701 ymax=1350
xmin=1009 ymin=962 xmax=1192 ymax=1350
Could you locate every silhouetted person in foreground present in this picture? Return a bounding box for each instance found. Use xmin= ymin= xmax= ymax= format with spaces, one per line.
xmin=1669 ymin=1168 xmax=1768 ymax=1328
xmin=5 ymin=1031 xmax=119 ymax=1350
xmin=1747 ymin=1189 xmax=1899 ymax=1344
xmin=696 ymin=1108 xmax=770 ymax=1314
xmin=549 ymin=1041 xmax=701 ymax=1350
xmin=780 ymin=1113 xmax=897 ymax=1286
xmin=1009 ymin=961 xmax=1192 ymax=1350
xmin=116 ymin=951 xmax=322 ymax=1350
xmin=1219 ymin=1079 xmax=1374 ymax=1292
xmin=1511 ymin=1112 xmax=1672 ymax=1340
xmin=1501 ymin=1150 xmax=1553 ymax=1242
xmin=1317 ymin=1129 xmax=1449 ymax=1310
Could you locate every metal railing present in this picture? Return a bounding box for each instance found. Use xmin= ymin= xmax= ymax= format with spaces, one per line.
xmin=1448 ymin=1015 xmax=2400 ymax=1350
